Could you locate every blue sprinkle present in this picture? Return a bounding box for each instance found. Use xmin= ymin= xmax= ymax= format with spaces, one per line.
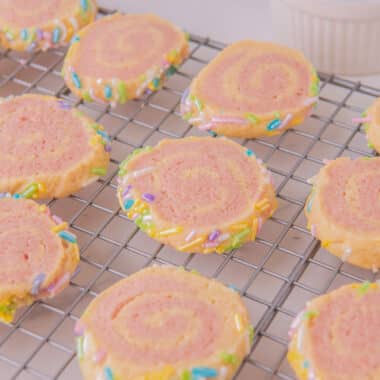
xmin=124 ymin=199 xmax=135 ymax=210
xmin=152 ymin=78 xmax=160 ymax=89
xmin=80 ymin=0 xmax=89 ymax=11
xmin=192 ymin=368 xmax=218 ymax=378
xmin=71 ymin=35 xmax=80 ymax=45
xmin=26 ymin=42 xmax=37 ymax=53
xmin=21 ymin=29 xmax=28 ymax=41
xmin=104 ymin=367 xmax=114 ymax=380
xmin=13 ymin=193 xmax=22 ymax=199
xmin=208 ymin=130 xmax=218 ymax=137
xmin=96 ymin=130 xmax=110 ymax=142
xmin=52 ymin=27 xmax=61 ymax=44
xmin=58 ymin=231 xmax=77 ymax=244
xmin=31 ymin=273 xmax=46 ymax=295
xmin=228 ymin=284 xmax=239 ymax=292
xmin=302 ymin=360 xmax=310 ymax=369
xmin=266 ymin=119 xmax=282 ymax=131
xmin=246 ymin=149 xmax=255 ymax=157
xmin=306 ymin=196 xmax=314 ymax=213
xmin=71 ymin=72 xmax=81 ymax=89
xmin=104 ymin=85 xmax=112 ymax=99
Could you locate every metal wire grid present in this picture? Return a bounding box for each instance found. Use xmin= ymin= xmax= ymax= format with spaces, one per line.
xmin=0 ymin=6 xmax=379 ymax=380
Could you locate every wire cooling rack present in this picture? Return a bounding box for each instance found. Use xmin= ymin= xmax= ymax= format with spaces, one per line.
xmin=0 ymin=6 xmax=380 ymax=380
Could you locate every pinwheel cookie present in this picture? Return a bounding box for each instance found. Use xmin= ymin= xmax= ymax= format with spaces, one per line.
xmin=0 ymin=0 xmax=97 ymax=52
xmin=63 ymin=13 xmax=189 ymax=104
xmin=0 ymin=195 xmax=79 ymax=323
xmin=0 ymin=94 xmax=110 ymax=199
xmin=181 ymin=40 xmax=319 ymax=139
xmin=288 ymin=282 xmax=380 ymax=380
xmin=117 ymin=137 xmax=277 ymax=254
xmin=355 ymin=97 xmax=380 ymax=152
xmin=75 ymin=266 xmax=253 ymax=380
xmin=305 ymin=157 xmax=380 ymax=271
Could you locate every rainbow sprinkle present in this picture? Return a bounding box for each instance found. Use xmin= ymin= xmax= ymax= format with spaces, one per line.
xmin=80 ymin=0 xmax=89 ymax=11
xmin=117 ymin=81 xmax=127 ymax=104
xmin=142 ymin=193 xmax=155 ymax=203
xmin=104 ymin=85 xmax=113 ymax=99
xmin=124 ymin=199 xmax=135 ymax=210
xmin=104 ymin=367 xmax=114 ymax=380
xmin=358 ymin=281 xmax=371 ymax=295
xmin=246 ymin=148 xmax=255 ymax=157
xmin=31 ymin=273 xmax=46 ymax=295
xmin=234 ymin=313 xmax=243 ymax=331
xmin=157 ymin=226 xmax=183 ymax=237
xmin=21 ymin=183 xmax=39 ymax=199
xmin=208 ymin=230 xmax=220 ymax=242
xmin=246 ymin=113 xmax=259 ymax=124
xmin=192 ymin=367 xmax=218 ymax=378
xmin=91 ymin=167 xmax=107 ymax=176
xmin=266 ymin=119 xmax=282 ymax=131
xmin=52 ymin=27 xmax=61 ymax=44
xmin=21 ymin=29 xmax=28 ymax=41
xmin=220 ymin=352 xmax=238 ymax=365
xmin=71 ymin=72 xmax=81 ymax=89
xmin=58 ymin=231 xmax=77 ymax=244
xmin=181 ymin=370 xmax=191 ymax=380
xmin=76 ymin=336 xmax=84 ymax=359
xmin=249 ymin=325 xmax=255 ymax=344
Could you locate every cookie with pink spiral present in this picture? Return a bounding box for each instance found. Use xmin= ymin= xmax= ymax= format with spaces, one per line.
xmin=181 ymin=40 xmax=319 ymax=139
xmin=288 ymin=282 xmax=380 ymax=380
xmin=0 ymin=0 xmax=97 ymax=52
xmin=0 ymin=195 xmax=79 ymax=323
xmin=305 ymin=157 xmax=380 ymax=270
xmin=63 ymin=13 xmax=189 ymax=105
xmin=0 ymin=94 xmax=110 ymax=198
xmin=75 ymin=266 xmax=253 ymax=380
xmin=117 ymin=137 xmax=277 ymax=254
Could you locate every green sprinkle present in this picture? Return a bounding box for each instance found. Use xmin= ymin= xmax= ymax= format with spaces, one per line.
xmin=190 ymin=95 xmax=203 ymax=111
xmin=182 ymin=112 xmax=192 ymax=121
xmin=21 ymin=183 xmax=39 ymax=199
xmin=361 ymin=111 xmax=367 ymax=117
xmin=274 ymin=111 xmax=281 ymax=119
xmin=91 ymin=167 xmax=107 ymax=176
xmin=152 ymin=78 xmax=160 ymax=89
xmin=166 ymin=65 xmax=177 ymax=77
xmin=231 ymin=228 xmax=250 ymax=248
xmin=310 ymin=79 xmax=320 ymax=96
xmin=249 ymin=325 xmax=255 ymax=344
xmin=76 ymin=336 xmax=84 ymax=359
xmin=181 ymin=370 xmax=191 ymax=380
xmin=303 ymin=310 xmax=319 ymax=320
xmin=246 ymin=113 xmax=259 ymax=124
xmin=358 ymin=281 xmax=371 ymax=295
xmin=220 ymin=352 xmax=238 ymax=365
xmin=117 ymin=81 xmax=128 ymax=104
xmin=83 ymin=91 xmax=93 ymax=103
xmin=368 ymin=142 xmax=375 ymax=150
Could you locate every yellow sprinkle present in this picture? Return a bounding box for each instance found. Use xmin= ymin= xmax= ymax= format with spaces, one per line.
xmin=255 ymin=198 xmax=270 ymax=212
xmin=216 ymin=246 xmax=226 ymax=255
xmin=52 ymin=222 xmax=68 ymax=233
xmin=38 ymin=204 xmax=47 ymax=213
xmin=203 ymin=248 xmax=216 ymax=254
xmin=230 ymin=223 xmax=249 ymax=231
xmin=144 ymin=365 xmax=175 ymax=380
xmin=38 ymin=182 xmax=47 ymax=195
xmin=90 ymin=135 xmax=102 ymax=146
xmin=234 ymin=313 xmax=243 ymax=332
xmin=250 ymin=218 xmax=258 ymax=240
xmin=157 ymin=226 xmax=183 ymax=237
xmin=321 ymin=240 xmax=331 ymax=248
xmin=178 ymin=236 xmax=205 ymax=251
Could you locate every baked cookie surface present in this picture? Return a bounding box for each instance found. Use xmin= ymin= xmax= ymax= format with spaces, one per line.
xmin=0 ymin=0 xmax=97 ymax=52
xmin=0 ymin=94 xmax=110 ymax=198
xmin=117 ymin=137 xmax=277 ymax=254
xmin=63 ymin=13 xmax=189 ymax=104
xmin=181 ymin=40 xmax=319 ymax=138
xmin=305 ymin=157 xmax=380 ymax=270
xmin=0 ymin=195 xmax=79 ymax=323
xmin=288 ymin=282 xmax=380 ymax=380
xmin=76 ymin=266 xmax=253 ymax=380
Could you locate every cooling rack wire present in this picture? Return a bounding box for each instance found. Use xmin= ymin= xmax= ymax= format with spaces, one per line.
xmin=0 ymin=6 xmax=379 ymax=380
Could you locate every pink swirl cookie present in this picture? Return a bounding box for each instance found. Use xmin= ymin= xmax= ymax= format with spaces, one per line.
xmin=288 ymin=282 xmax=380 ymax=380
xmin=0 ymin=94 xmax=110 ymax=199
xmin=0 ymin=0 xmax=97 ymax=52
xmin=63 ymin=13 xmax=189 ymax=105
xmin=305 ymin=157 xmax=380 ymax=270
xmin=0 ymin=195 xmax=79 ymax=323
xmin=181 ymin=40 xmax=319 ymax=139
xmin=117 ymin=137 xmax=277 ymax=254
xmin=356 ymin=97 xmax=380 ymax=152
xmin=76 ymin=266 xmax=253 ymax=380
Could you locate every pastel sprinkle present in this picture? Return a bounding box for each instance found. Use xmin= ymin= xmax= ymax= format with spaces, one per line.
xmin=31 ymin=273 xmax=46 ymax=295
xmin=52 ymin=27 xmax=61 ymax=44
xmin=185 ymin=230 xmax=196 ymax=242
xmin=181 ymin=370 xmax=191 ymax=380
xmin=71 ymin=72 xmax=81 ymax=89
xmin=124 ymin=199 xmax=135 ymax=210
xmin=266 ymin=119 xmax=282 ymax=131
xmin=246 ymin=149 xmax=255 ymax=157
xmin=83 ymin=91 xmax=92 ymax=103
xmin=58 ymin=231 xmax=77 ymax=244
xmin=142 ymin=193 xmax=155 ymax=203
xmin=234 ymin=313 xmax=243 ymax=332
xmin=71 ymin=35 xmax=80 ymax=44
xmin=104 ymin=85 xmax=113 ymax=99
xmin=52 ymin=222 xmax=68 ymax=233
xmin=38 ymin=204 xmax=47 ymax=213
xmin=220 ymin=352 xmax=238 ymax=365
xmin=74 ymin=320 xmax=85 ymax=336
xmin=58 ymin=100 xmax=72 ymax=110
xmin=52 ymin=214 xmax=63 ymax=224
xmin=21 ymin=29 xmax=28 ymax=41
xmin=105 ymin=143 xmax=112 ymax=152
xmin=249 ymin=325 xmax=255 ymax=344
xmin=179 ymin=236 xmax=206 ymax=251
xmin=303 ymin=310 xmax=318 ymax=320
xmin=246 ymin=113 xmax=259 ymax=124
xmin=13 ymin=193 xmax=22 ymax=199
xmin=21 ymin=183 xmax=39 ymax=198
xmin=93 ymin=350 xmax=106 ymax=364
xmin=274 ymin=111 xmax=281 ymax=118
xmin=91 ymin=167 xmax=107 ymax=176
xmin=117 ymin=81 xmax=127 ymax=104
xmin=358 ymin=281 xmax=371 ymax=295
xmin=228 ymin=284 xmax=239 ymax=292
xmin=76 ymin=336 xmax=84 ymax=359
xmin=80 ymin=0 xmax=89 ymax=11
xmin=96 ymin=130 xmax=110 ymax=142
xmin=341 ymin=246 xmax=352 ymax=261
xmin=0 ymin=192 xmax=10 ymax=199
xmin=152 ymin=78 xmax=160 ymax=89
xmin=208 ymin=230 xmax=220 ymax=242
xmin=158 ymin=226 xmax=183 ymax=237
xmin=104 ymin=367 xmax=114 ymax=380
xmin=166 ymin=65 xmax=177 ymax=76
xmin=302 ymin=360 xmax=310 ymax=369
xmin=192 ymin=367 xmax=218 ymax=378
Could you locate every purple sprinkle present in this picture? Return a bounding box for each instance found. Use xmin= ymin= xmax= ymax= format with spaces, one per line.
xmin=142 ymin=193 xmax=155 ymax=203
xmin=204 ymin=241 xmax=219 ymax=249
xmin=52 ymin=214 xmax=63 ymax=224
xmin=185 ymin=230 xmax=196 ymax=242
xmin=72 ymin=267 xmax=81 ymax=278
xmin=58 ymin=100 xmax=72 ymax=110
xmin=122 ymin=185 xmax=132 ymax=198
xmin=31 ymin=273 xmax=46 ymax=295
xmin=104 ymin=143 xmax=112 ymax=153
xmin=36 ymin=28 xmax=43 ymax=40
xmin=208 ymin=230 xmax=220 ymax=242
